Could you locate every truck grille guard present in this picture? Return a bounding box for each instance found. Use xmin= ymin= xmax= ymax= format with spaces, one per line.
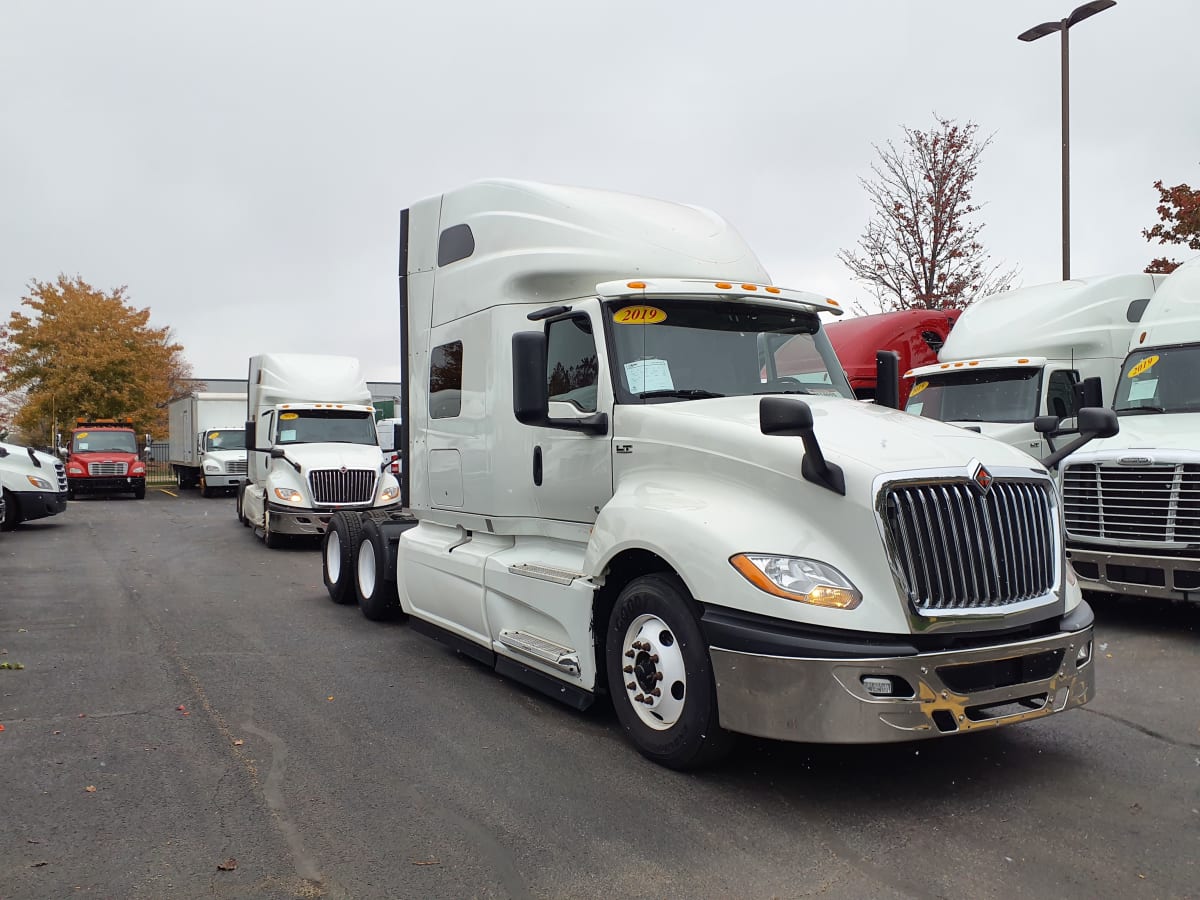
xmin=876 ymin=466 xmax=1059 ymax=616
xmin=88 ymin=462 xmax=129 ymax=476
xmin=1062 ymin=460 xmax=1200 ymax=546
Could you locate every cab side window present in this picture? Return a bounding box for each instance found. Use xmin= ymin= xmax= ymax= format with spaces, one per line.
xmin=546 ymin=316 xmax=598 ymax=412
xmin=1046 ymin=370 xmax=1079 ymax=418
xmin=430 ymin=341 xmax=463 ymax=419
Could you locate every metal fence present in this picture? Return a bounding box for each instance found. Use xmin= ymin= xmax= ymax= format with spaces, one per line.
xmin=145 ymin=440 xmax=175 ymax=486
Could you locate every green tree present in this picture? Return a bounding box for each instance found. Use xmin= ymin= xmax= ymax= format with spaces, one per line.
xmin=1 ymin=275 xmax=192 ymax=445
xmin=839 ymin=116 xmax=1016 ymax=310
xmin=1142 ymin=177 xmax=1200 ymax=274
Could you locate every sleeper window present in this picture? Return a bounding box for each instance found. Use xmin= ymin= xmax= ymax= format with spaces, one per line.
xmin=430 ymin=341 xmax=464 ymax=419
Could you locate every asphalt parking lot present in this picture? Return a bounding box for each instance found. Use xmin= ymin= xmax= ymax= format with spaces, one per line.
xmin=1 ymin=490 xmax=1197 ymax=899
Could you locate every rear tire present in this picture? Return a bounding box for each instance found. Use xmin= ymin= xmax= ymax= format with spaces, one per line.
xmin=606 ymin=572 xmax=733 ymax=770
xmin=356 ymin=519 xmax=403 ymax=621
xmin=236 ymin=484 xmax=250 ymax=526
xmin=322 ymin=512 xmax=363 ymax=603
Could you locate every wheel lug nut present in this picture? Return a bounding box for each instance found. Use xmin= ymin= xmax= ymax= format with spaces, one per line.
xmin=655 ymin=672 xmax=663 ymax=681
xmin=651 ymin=688 xmax=661 ymax=697
xmin=624 ymin=650 xmax=634 ymax=659
xmin=626 ymin=682 xmax=636 ymax=691
xmin=634 ymin=693 xmax=645 ymax=702
xmin=650 ymin=654 xmax=659 ymax=663
xmin=623 ymin=665 xmax=633 ymax=674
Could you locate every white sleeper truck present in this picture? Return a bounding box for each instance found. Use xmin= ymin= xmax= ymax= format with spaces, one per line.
xmin=239 ymin=353 xmax=401 ymax=548
xmin=0 ymin=440 xmax=68 ymax=530
xmin=905 ymin=274 xmax=1162 ymax=457
xmin=1061 ymin=257 xmax=1200 ymax=603
xmin=167 ymin=391 xmax=248 ymax=496
xmin=321 ymin=179 xmax=1117 ymax=768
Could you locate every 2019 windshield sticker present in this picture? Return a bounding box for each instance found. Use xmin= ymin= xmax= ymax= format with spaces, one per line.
xmin=909 ymin=381 xmax=929 ymax=398
xmin=613 ymin=305 xmax=667 ymax=325
xmin=280 ymin=412 xmax=299 ymax=420
xmin=1128 ymin=355 xmax=1159 ymax=378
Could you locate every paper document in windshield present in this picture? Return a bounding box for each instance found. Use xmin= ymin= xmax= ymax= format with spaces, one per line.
xmin=1127 ymin=378 xmax=1158 ymax=402
xmin=625 ymin=359 xmax=674 ymax=393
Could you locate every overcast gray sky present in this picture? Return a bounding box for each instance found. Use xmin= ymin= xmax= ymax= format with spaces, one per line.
xmin=3 ymin=0 xmax=1197 ymax=382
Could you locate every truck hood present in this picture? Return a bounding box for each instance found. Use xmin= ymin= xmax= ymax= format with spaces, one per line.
xmin=620 ymin=395 xmax=1045 ymax=476
xmin=271 ymin=443 xmax=382 ymax=472
xmin=0 ymin=442 xmax=60 ymax=475
xmin=1068 ymin=411 xmax=1200 ymax=459
xmin=204 ymin=449 xmax=247 ymax=463
xmin=71 ymin=450 xmax=139 ymax=462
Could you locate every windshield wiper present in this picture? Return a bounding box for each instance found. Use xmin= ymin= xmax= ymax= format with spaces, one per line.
xmin=754 ymin=388 xmax=816 ymax=396
xmin=1117 ymin=405 xmax=1166 ymax=415
xmin=637 ymin=389 xmax=726 ymax=400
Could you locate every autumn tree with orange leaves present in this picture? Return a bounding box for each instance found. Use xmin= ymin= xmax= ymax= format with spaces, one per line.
xmin=1143 ymin=176 xmax=1200 ymax=275
xmin=1 ymin=276 xmax=192 ymax=446
xmin=840 ymin=116 xmax=1016 ymax=311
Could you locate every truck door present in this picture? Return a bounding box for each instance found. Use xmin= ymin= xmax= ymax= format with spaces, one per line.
xmin=529 ymin=311 xmax=614 ymax=523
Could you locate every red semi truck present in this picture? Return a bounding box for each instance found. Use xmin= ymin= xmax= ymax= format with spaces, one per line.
xmin=64 ymin=418 xmax=148 ymax=499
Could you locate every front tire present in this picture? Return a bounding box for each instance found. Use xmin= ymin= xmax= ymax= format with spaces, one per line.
xmin=0 ymin=489 xmax=20 ymax=530
xmin=134 ymin=482 xmax=146 ymax=500
xmin=200 ymin=476 xmax=213 ymax=498
xmin=356 ymin=519 xmax=403 ymax=622
xmin=322 ymin=512 xmax=362 ymax=603
xmin=606 ymin=573 xmax=733 ymax=770
xmin=263 ymin=508 xmax=285 ymax=549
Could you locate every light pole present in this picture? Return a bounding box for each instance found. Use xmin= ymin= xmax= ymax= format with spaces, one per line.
xmin=1019 ymin=0 xmax=1116 ymax=281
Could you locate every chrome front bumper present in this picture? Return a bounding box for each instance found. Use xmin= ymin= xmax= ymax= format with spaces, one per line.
xmin=1066 ymin=545 xmax=1199 ymax=601
xmin=267 ymin=501 xmax=400 ymax=536
xmin=709 ymin=620 xmax=1094 ymax=744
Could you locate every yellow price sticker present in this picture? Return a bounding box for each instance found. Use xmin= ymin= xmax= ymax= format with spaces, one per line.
xmin=76 ymin=432 xmax=89 ymax=439
xmin=210 ymin=432 xmax=220 ymax=438
xmin=613 ymin=305 xmax=667 ymax=325
xmin=280 ymin=412 xmax=299 ymax=420
xmin=909 ymin=381 xmax=929 ymax=398
xmin=1127 ymin=355 xmax=1159 ymax=378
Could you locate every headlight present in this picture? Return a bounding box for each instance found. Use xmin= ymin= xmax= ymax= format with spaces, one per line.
xmin=274 ymin=487 xmax=304 ymax=503
xmin=131 ymin=463 xmax=146 ymax=474
xmin=204 ymin=462 xmax=221 ymax=473
xmin=26 ymin=474 xmax=53 ymax=490
xmin=68 ymin=465 xmax=84 ymax=475
xmin=730 ymin=554 xmax=862 ymax=609
xmin=379 ymin=485 xmax=400 ymax=502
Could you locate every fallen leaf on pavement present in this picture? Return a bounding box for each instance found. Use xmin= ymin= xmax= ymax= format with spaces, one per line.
xmin=176 ymin=705 xmax=186 ymax=711
xmin=0 ymin=724 xmax=5 ymax=732
xmin=30 ymin=861 xmax=47 ymax=868
xmin=217 ymin=858 xmax=238 ymax=871
xmin=77 ymin=714 xmax=86 ymax=718
xmin=84 ymin=786 xmax=96 ymax=793
xmin=412 ymin=860 xmax=440 ymax=866
xmin=233 ymin=739 xmax=244 ymax=746
xmin=327 ymin=696 xmax=334 ymax=702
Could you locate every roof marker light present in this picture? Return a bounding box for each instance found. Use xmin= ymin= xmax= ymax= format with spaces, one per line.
xmin=715 ymin=282 xmax=733 ymax=290
xmin=969 ymin=361 xmax=979 ymax=366
xmin=765 ymin=286 xmax=781 ymax=294
xmin=741 ymin=284 xmax=758 ymax=291
xmin=827 ymin=299 xmax=840 ymax=307
xmin=940 ymin=364 xmax=950 ymax=369
xmin=954 ymin=362 xmax=965 ymax=368
xmin=627 ymin=281 xmax=646 ymax=289
xmin=1018 ymin=358 xmax=1030 ymax=364
xmin=1139 ymin=331 xmax=1147 ymax=344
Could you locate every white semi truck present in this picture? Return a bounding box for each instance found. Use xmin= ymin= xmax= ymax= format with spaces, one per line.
xmin=238 ymin=353 xmax=401 ymax=548
xmin=904 ymin=274 xmax=1163 ymax=457
xmin=167 ymin=392 xmax=248 ymax=496
xmin=0 ymin=440 xmax=68 ymax=530
xmin=1060 ymin=257 xmax=1200 ymax=603
xmin=320 ymin=179 xmax=1118 ymax=769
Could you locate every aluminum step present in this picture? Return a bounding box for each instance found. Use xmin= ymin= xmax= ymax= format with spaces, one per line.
xmin=498 ymin=629 xmax=580 ymax=676
xmin=507 ymin=563 xmax=581 ymax=585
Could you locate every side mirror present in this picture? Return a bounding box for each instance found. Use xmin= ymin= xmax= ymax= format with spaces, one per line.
xmin=1041 ymin=406 xmax=1119 ymax=470
xmin=1073 ymin=376 xmax=1104 ymax=411
xmin=1033 ymin=415 xmax=1061 ymax=436
xmin=874 ymin=350 xmax=900 ymax=410
xmin=56 ymin=447 xmax=68 ymax=459
xmin=245 ymin=419 xmax=258 ymax=452
xmin=759 ymin=397 xmax=845 ymax=495
xmin=269 ymin=446 xmax=286 ymax=459
xmin=512 ymin=332 xmax=608 ymax=435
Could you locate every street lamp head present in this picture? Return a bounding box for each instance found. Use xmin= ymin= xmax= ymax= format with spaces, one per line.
xmin=1067 ymin=0 xmax=1117 ymax=28
xmin=1018 ymin=21 xmax=1062 ymax=41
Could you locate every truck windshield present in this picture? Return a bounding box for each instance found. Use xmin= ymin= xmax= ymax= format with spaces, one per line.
xmin=606 ymin=299 xmax=853 ymax=402
xmin=1113 ymin=344 xmax=1200 ymax=414
xmin=205 ymin=430 xmax=245 ymax=451
xmin=275 ymin=410 xmax=377 ymax=445
xmin=905 ymin=368 xmax=1041 ymax=423
xmin=73 ymin=431 xmax=137 ymax=453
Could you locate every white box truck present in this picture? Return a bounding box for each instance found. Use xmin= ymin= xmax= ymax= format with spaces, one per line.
xmin=904 ymin=274 xmax=1163 ymax=457
xmin=320 ymin=179 xmax=1118 ymax=768
xmin=0 ymin=440 xmax=68 ymax=529
xmin=1060 ymin=257 xmax=1200 ymax=602
xmin=167 ymin=392 xmax=248 ymax=496
xmin=239 ymin=354 xmax=401 ymax=548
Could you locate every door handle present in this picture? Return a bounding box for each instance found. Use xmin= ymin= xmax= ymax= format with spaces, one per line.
xmin=533 ymin=445 xmax=543 ymax=486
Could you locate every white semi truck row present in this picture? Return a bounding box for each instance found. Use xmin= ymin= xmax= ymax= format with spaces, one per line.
xmin=316 ymin=178 xmax=1123 ymax=769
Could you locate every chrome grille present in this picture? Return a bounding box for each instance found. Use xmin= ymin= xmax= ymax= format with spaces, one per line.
xmin=308 ymin=469 xmax=375 ymax=504
xmin=88 ymin=462 xmax=128 ymax=476
xmin=227 ymin=459 xmax=248 ymax=476
xmin=54 ymin=461 xmax=67 ymax=492
xmin=881 ymin=479 xmax=1056 ymax=610
xmin=1062 ymin=462 xmax=1200 ymax=544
